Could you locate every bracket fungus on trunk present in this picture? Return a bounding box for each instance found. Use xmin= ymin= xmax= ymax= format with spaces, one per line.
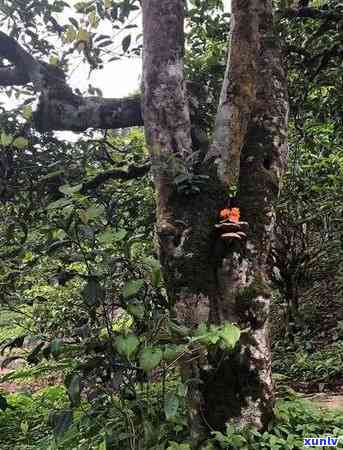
xmin=216 ymin=207 xmax=248 ymax=242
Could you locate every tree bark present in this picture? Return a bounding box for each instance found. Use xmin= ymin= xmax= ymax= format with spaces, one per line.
xmin=34 ymin=94 xmax=143 ymax=132
xmin=142 ymin=0 xmax=288 ymax=443
xmin=203 ymin=0 xmax=289 ymax=432
xmin=142 ymin=0 xmax=225 ymax=442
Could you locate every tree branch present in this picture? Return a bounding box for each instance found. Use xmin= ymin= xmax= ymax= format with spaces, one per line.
xmin=0 ymin=31 xmax=47 ymax=86
xmin=34 ymin=94 xmax=143 ymax=132
xmin=80 ymin=163 xmax=150 ymax=192
xmin=210 ymin=0 xmax=260 ymax=187
xmin=0 ymin=30 xmax=144 ymax=131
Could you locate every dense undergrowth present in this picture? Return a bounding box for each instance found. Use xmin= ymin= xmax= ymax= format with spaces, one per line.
xmin=1 ymin=384 xmax=343 ymax=450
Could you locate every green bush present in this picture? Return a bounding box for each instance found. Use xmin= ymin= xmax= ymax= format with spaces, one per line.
xmin=1 ymin=387 xmax=343 ymax=450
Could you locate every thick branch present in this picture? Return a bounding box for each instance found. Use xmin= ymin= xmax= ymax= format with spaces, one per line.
xmin=34 ymin=94 xmax=143 ymax=132
xmin=211 ymin=0 xmax=260 ymax=187
xmin=80 ymin=163 xmax=150 ymax=192
xmin=0 ymin=31 xmax=46 ymax=86
xmin=0 ymin=31 xmax=143 ymax=132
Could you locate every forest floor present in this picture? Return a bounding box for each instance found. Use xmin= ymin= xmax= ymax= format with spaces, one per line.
xmin=306 ymin=393 xmax=343 ymax=411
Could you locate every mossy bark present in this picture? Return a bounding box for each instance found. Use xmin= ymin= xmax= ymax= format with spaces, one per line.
xmin=203 ymin=0 xmax=288 ymax=432
xmin=142 ymin=0 xmax=288 ymax=444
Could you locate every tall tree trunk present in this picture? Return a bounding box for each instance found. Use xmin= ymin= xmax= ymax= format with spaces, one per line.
xmin=205 ymin=0 xmax=289 ymax=432
xmin=142 ymin=0 xmax=288 ymax=443
xmin=142 ymin=1 xmax=222 ymax=440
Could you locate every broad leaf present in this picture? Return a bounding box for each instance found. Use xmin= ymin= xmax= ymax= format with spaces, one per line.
xmin=49 ymin=409 xmax=73 ymax=437
xmin=68 ymin=374 xmax=81 ymax=407
xmin=1 ymin=132 xmax=13 ymax=146
xmin=127 ymin=302 xmax=145 ymax=319
xmin=164 ymin=393 xmax=179 ymax=421
xmin=122 ymin=279 xmax=144 ymax=299
xmin=220 ymin=323 xmax=241 ymax=350
xmin=122 ymin=34 xmax=131 ymax=52
xmin=115 ymin=334 xmax=139 ymax=358
xmin=13 ymin=137 xmax=29 ymax=149
xmin=50 ymin=338 xmax=62 ymax=358
xmin=59 ymin=184 xmax=83 ymax=195
xmin=139 ymin=347 xmax=162 ymax=372
xmin=0 ymin=394 xmax=8 ymax=411
xmin=82 ymin=279 xmax=104 ymax=307
xmin=85 ymin=205 xmax=105 ymax=220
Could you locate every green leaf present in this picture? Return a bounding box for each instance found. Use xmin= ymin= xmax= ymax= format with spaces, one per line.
xmin=68 ymin=374 xmax=81 ymax=407
xmin=77 ymin=28 xmax=89 ymax=42
xmin=143 ymin=256 xmax=162 ymax=287
xmin=69 ymin=17 xmax=79 ymax=29
xmin=1 ymin=132 xmax=13 ymax=146
xmin=122 ymin=279 xmax=144 ymax=299
xmin=89 ymin=10 xmax=99 ymax=27
xmin=41 ymin=170 xmax=64 ymax=180
xmin=98 ymin=229 xmax=127 ymax=244
xmin=22 ymin=105 xmax=33 ymax=120
xmin=20 ymin=421 xmax=29 ymax=434
xmin=177 ymin=383 xmax=188 ymax=398
xmin=139 ymin=347 xmax=162 ymax=372
xmin=164 ymin=393 xmax=179 ymax=421
xmin=127 ymin=302 xmax=145 ymax=319
xmin=163 ymin=345 xmax=186 ymax=363
xmin=85 ymin=205 xmax=105 ymax=220
xmin=64 ymin=26 xmax=77 ymax=43
xmin=0 ymin=394 xmax=8 ymax=411
xmin=50 ymin=338 xmax=62 ymax=359
xmin=47 ymin=198 xmax=72 ymax=210
xmin=97 ymin=441 xmax=106 ymax=450
xmin=220 ymin=323 xmax=241 ymax=350
xmin=49 ymin=409 xmax=73 ymax=437
xmin=13 ymin=137 xmax=29 ymax=149
xmin=82 ymin=279 xmax=104 ymax=307
xmin=49 ymin=55 xmax=59 ymax=65
xmin=167 ymin=443 xmax=191 ymax=450
xmin=122 ymin=34 xmax=131 ymax=52
xmin=112 ymin=229 xmax=128 ymax=241
xmin=59 ymin=184 xmax=83 ymax=195
xmin=98 ymin=230 xmax=113 ymax=243
xmin=115 ymin=334 xmax=139 ymax=358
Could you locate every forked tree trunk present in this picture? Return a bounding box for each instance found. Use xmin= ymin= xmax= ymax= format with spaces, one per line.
xmin=142 ymin=0 xmax=288 ymax=444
